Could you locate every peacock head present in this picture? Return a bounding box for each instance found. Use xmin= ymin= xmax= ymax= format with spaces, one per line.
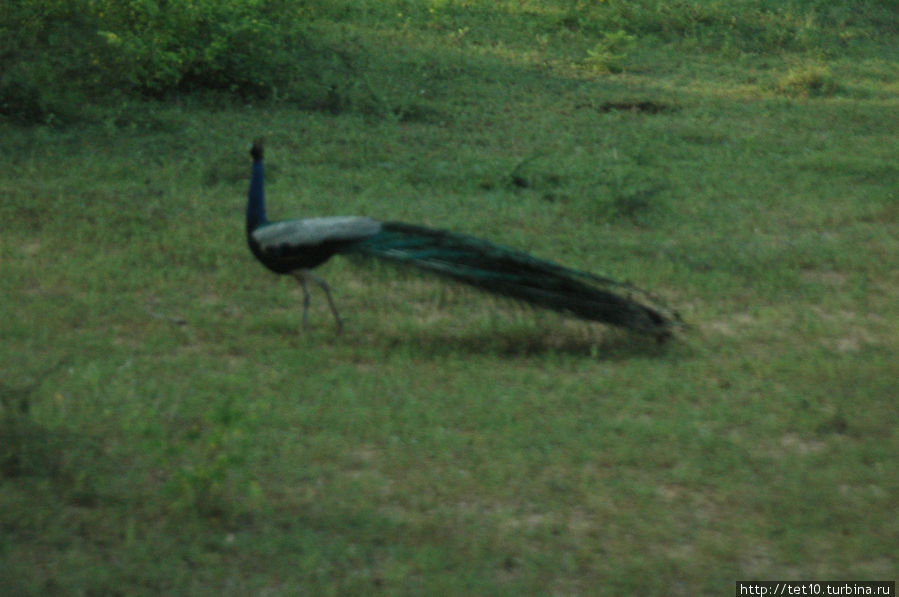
xmin=250 ymin=139 xmax=264 ymax=161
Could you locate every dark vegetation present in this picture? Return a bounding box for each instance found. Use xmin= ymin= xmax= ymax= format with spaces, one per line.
xmin=2 ymin=0 xmax=895 ymax=124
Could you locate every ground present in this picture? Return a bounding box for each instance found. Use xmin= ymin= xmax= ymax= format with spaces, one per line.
xmin=1 ymin=1 xmax=897 ymax=595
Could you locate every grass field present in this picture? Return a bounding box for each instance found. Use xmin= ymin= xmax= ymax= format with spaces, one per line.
xmin=1 ymin=1 xmax=897 ymax=595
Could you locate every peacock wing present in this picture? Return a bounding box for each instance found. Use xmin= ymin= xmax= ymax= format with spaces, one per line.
xmin=252 ymin=216 xmax=382 ymax=251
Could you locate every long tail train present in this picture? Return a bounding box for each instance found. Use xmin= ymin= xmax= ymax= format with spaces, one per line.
xmin=352 ymin=222 xmax=680 ymax=338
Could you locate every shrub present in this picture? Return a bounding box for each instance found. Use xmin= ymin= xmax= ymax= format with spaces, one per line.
xmin=584 ymin=30 xmax=637 ymax=73
xmin=0 ymin=0 xmax=314 ymax=123
xmin=775 ymin=64 xmax=840 ymax=97
xmin=90 ymin=0 xmax=311 ymax=96
xmin=0 ymin=0 xmax=107 ymax=123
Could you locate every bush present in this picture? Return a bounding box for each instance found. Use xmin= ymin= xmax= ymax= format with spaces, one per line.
xmin=775 ymin=64 xmax=840 ymax=97
xmin=584 ymin=30 xmax=637 ymax=73
xmin=0 ymin=0 xmax=314 ymax=123
xmin=0 ymin=0 xmax=106 ymax=122
xmin=91 ymin=0 xmax=311 ymax=96
xmin=2 ymin=0 xmax=894 ymax=124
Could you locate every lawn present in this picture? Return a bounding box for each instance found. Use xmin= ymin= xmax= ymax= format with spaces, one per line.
xmin=1 ymin=1 xmax=897 ymax=595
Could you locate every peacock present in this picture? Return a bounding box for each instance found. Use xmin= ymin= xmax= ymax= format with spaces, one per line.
xmin=246 ymin=140 xmax=681 ymax=339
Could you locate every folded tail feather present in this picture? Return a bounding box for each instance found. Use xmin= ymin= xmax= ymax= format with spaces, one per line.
xmin=349 ymin=222 xmax=679 ymax=336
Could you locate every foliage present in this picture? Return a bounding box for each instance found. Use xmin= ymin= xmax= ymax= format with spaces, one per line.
xmin=775 ymin=64 xmax=840 ymax=97
xmin=2 ymin=0 xmax=896 ymax=124
xmin=91 ymin=0 xmax=311 ymax=95
xmin=0 ymin=0 xmax=313 ymax=122
xmin=0 ymin=0 xmax=103 ymax=123
xmin=584 ymin=30 xmax=637 ymax=73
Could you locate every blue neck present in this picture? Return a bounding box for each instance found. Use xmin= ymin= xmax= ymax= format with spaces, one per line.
xmin=246 ymin=160 xmax=268 ymax=231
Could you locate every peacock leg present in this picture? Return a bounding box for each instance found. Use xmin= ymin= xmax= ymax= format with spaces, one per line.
xmin=294 ymin=273 xmax=312 ymax=330
xmin=310 ymin=273 xmax=344 ymax=334
xmin=292 ymin=270 xmax=343 ymax=333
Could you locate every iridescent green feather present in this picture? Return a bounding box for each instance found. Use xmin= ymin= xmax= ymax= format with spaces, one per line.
xmin=350 ymin=222 xmax=681 ymax=338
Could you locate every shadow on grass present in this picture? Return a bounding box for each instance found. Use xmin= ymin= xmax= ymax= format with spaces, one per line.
xmin=0 ymin=416 xmax=109 ymax=513
xmin=364 ymin=323 xmax=680 ymax=360
xmin=0 ymin=367 xmax=108 ymax=509
xmin=1 ymin=412 xmax=69 ymax=479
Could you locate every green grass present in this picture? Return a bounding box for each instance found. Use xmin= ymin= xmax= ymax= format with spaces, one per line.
xmin=2 ymin=1 xmax=897 ymax=595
